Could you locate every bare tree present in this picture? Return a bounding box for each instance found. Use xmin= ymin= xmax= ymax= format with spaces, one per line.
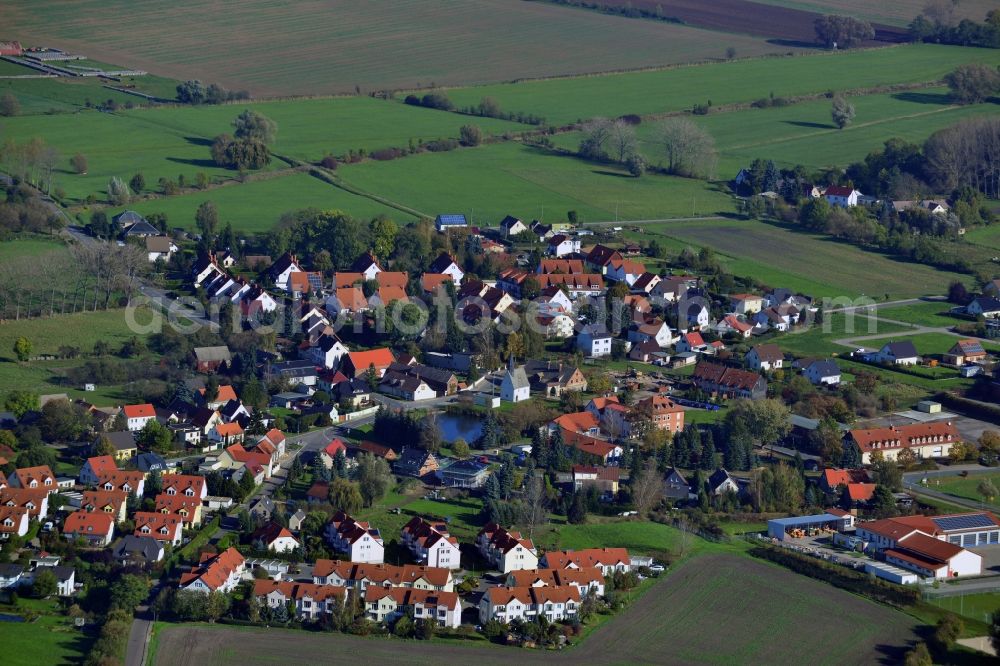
xmin=608 ymin=120 xmax=638 ymax=163
xmin=652 ymin=118 xmax=717 ymax=179
xmin=631 ymin=459 xmax=663 ymax=517
xmin=519 ymin=470 xmax=549 ymax=539
xmin=578 ymin=117 xmax=614 ymax=160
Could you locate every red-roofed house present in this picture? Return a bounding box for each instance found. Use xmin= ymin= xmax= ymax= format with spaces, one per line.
xmin=134 ymin=512 xmax=184 ymax=546
xmin=0 ymin=506 xmax=29 ymax=539
xmin=163 ymin=474 xmax=208 ymax=500
xmin=343 ymin=348 xmax=396 ymax=379
xmin=0 ymin=487 xmax=48 ymax=520
xmin=209 ymin=421 xmax=244 ymax=446
xmin=180 ymin=547 xmax=246 ymax=593
xmin=540 ymin=547 xmax=632 ymax=575
xmin=254 ymin=580 xmax=347 ymax=620
xmin=475 ymin=523 xmax=538 ymax=573
xmin=325 ymin=511 xmax=385 ymax=564
xmin=847 ymin=422 xmax=959 ymax=464
xmin=365 ymin=586 xmax=461 ymax=628
xmin=98 ymin=470 xmax=146 ymax=497
xmin=123 ymin=404 xmax=156 ymax=431
xmin=63 ymin=510 xmax=115 ymax=547
xmin=320 ymin=439 xmax=348 ymax=469
xmin=80 ymin=456 xmax=118 ymax=486
xmin=824 ymin=185 xmax=860 ymax=207
xmin=10 ymin=465 xmax=56 ymax=492
xmin=401 ymin=517 xmax=462 ymax=570
xmin=479 ymin=585 xmax=581 ymax=624
xmin=155 ymin=494 xmax=204 ymax=526
xmin=253 ymin=522 xmax=301 ymax=553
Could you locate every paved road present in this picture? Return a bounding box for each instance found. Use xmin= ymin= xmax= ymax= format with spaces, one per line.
xmin=125 ymin=612 xmax=153 ymax=666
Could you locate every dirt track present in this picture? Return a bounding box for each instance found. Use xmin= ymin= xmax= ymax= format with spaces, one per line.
xmin=154 ymin=553 xmax=918 ymax=666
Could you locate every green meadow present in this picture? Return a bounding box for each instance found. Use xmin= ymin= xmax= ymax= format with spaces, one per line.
xmin=550 ymin=88 xmax=997 ymax=176
xmin=113 ymin=172 xmax=415 ymax=232
xmin=119 ymin=96 xmax=530 ymax=162
xmin=637 ymin=218 xmax=968 ymax=299
xmin=443 ymin=44 xmax=1000 ymax=125
xmin=334 ymin=141 xmax=736 ymax=224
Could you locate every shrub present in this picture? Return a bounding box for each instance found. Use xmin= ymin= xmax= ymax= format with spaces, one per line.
xmin=370 ymin=147 xmax=404 ymax=161
xmin=319 ymin=155 xmax=338 ymax=170
xmin=403 ymin=94 xmax=421 ymax=106
xmin=425 ymin=138 xmax=459 ymax=152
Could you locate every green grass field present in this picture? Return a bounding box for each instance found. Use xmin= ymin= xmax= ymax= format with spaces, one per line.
xmin=873 ymin=300 xmax=966 ymax=328
xmin=119 ymin=97 xmax=529 ymax=163
xmin=0 ymin=307 xmax=160 ymax=404
xmin=963 ymin=225 xmax=1000 ymax=251
xmin=638 ymin=218 xmax=967 ymax=298
xmin=335 ymin=141 xmax=735 ymax=224
xmin=0 ymin=600 xmax=94 ymax=666
xmin=929 ymin=592 xmax=1000 ymax=625
xmin=7 ymin=0 xmax=813 ymax=97
xmin=751 ymin=0 xmax=997 ymax=26
xmin=536 ymin=518 xmax=685 ymax=554
xmin=445 ymin=44 xmax=1000 ymax=125
xmin=113 ymin=171 xmax=415 ymax=232
xmin=0 ymin=69 xmax=179 ymax=115
xmin=2 ymin=109 xmax=272 ymax=204
xmin=926 ymin=473 xmax=1000 ymax=506
xmin=859 ymin=332 xmax=1000 ymax=356
xmin=775 ymin=312 xmax=914 ymax=357
xmin=0 ymin=235 xmax=68 ymax=262
xmin=551 ymin=88 xmax=997 ymax=175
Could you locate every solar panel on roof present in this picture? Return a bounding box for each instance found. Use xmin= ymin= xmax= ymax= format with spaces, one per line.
xmin=932 ymin=514 xmax=995 ymax=531
xmin=307 ymin=274 xmax=324 ymax=290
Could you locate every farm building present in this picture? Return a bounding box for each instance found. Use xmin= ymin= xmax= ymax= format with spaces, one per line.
xmin=864 ymin=562 xmax=918 ymax=585
xmin=0 ymin=41 xmax=23 ymax=56
xmin=435 ymin=214 xmax=467 ymax=232
xmin=767 ymin=513 xmax=852 ymax=541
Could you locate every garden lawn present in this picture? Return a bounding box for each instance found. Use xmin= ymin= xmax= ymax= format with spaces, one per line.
xmin=0 ymin=600 xmax=94 ymax=666
xmin=640 ymin=218 xmax=968 ymax=299
xmin=114 ymin=172 xmax=415 ymax=233
xmin=445 ymin=44 xmax=1000 ymax=125
xmin=120 ymin=97 xmax=529 ymax=163
xmin=335 ymin=142 xmax=736 ymax=224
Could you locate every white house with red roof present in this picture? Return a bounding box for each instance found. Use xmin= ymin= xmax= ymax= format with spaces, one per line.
xmin=401 ymin=516 xmax=462 ymax=570
xmin=676 ymin=331 xmax=708 ymax=354
xmin=10 ymin=465 xmax=57 ymax=492
xmin=253 ymin=522 xmax=301 ymax=553
xmin=479 ymin=585 xmax=581 ymax=624
xmin=162 ymin=474 xmax=207 ymax=500
xmin=63 ymin=510 xmax=115 ymax=547
xmin=134 ymin=512 xmax=184 ymax=546
xmin=0 ymin=506 xmax=30 ymax=539
xmin=824 ymin=185 xmax=860 ymax=207
xmin=365 ymin=586 xmax=461 ymax=628
xmin=180 ymin=547 xmax=246 ymax=593
xmin=476 ymin=523 xmax=538 ymax=573
xmin=540 ymin=547 xmax=632 ymax=575
xmin=715 ymin=314 xmax=753 ymax=339
xmin=847 ymin=421 xmax=959 ymax=464
xmin=123 ymin=404 xmax=156 ymax=431
xmin=319 ymin=439 xmax=349 ymax=469
xmin=325 ymin=511 xmax=384 ymax=563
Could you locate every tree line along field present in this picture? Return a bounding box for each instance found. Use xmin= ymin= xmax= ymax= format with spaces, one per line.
xmin=750 ymin=0 xmax=997 ymax=27
xmin=332 ymin=141 xmax=736 ymax=224
xmin=443 ymin=44 xmax=1000 ymax=126
xmin=637 ymin=218 xmax=970 ymax=298
xmin=115 ymin=172 xmax=416 ymax=233
xmin=5 ymin=0 xmax=812 ymax=98
xmin=153 ymin=553 xmax=919 ymax=666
